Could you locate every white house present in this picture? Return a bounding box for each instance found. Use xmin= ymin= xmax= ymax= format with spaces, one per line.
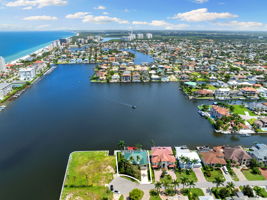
xmin=0 ymin=83 xmax=12 ymax=100
xmin=0 ymin=56 xmax=7 ymax=72
xmin=19 ymin=67 xmax=36 ymax=81
xmin=175 ymin=146 xmax=202 ymax=169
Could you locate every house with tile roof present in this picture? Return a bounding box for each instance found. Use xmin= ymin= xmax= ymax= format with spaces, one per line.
xmin=199 ymin=146 xmax=227 ymax=166
xmin=150 ymin=147 xmax=176 ymax=169
xmin=210 ymin=105 xmax=230 ymax=119
xmin=223 ymin=146 xmax=251 ymax=166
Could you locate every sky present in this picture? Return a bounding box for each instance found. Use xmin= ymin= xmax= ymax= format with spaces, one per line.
xmin=0 ymin=0 xmax=267 ymax=31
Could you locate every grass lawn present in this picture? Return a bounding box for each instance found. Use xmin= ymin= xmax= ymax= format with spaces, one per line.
xmin=254 ymin=186 xmax=267 ymax=197
xmin=231 ymin=105 xmax=256 ymax=116
xmin=60 ymin=151 xmax=116 ymax=200
xmin=202 ymin=168 xmax=225 ymax=182
xmin=181 ymin=188 xmax=204 ymax=200
xmin=242 ymin=169 xmax=266 ymax=181
xmin=60 ymin=186 xmax=113 ymax=200
xmin=175 ymin=169 xmax=198 ymax=182
xmin=207 ymin=85 xmax=217 ymax=90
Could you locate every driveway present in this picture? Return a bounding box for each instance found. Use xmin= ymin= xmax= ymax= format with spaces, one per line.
xmin=233 ymin=168 xmax=247 ymax=181
xmin=154 ymin=170 xmax=162 ymax=182
xmin=167 ymin=169 xmax=177 ymax=180
xmin=193 ymin=168 xmax=206 ymax=182
xmin=220 ymin=168 xmax=233 ymax=182
xmin=109 ymin=177 xmax=154 ymax=197
xmin=260 ymin=168 xmax=267 ymax=179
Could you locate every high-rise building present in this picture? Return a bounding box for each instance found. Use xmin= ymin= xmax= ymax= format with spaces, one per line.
xmin=128 ymin=33 xmax=136 ymax=41
xmin=137 ymin=33 xmax=144 ymax=39
xmin=0 ymin=56 xmax=7 ymax=72
xmin=146 ymin=33 xmax=153 ymax=39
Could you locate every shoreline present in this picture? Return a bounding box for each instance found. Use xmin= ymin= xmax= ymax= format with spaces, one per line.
xmin=7 ymin=34 xmax=74 ymax=64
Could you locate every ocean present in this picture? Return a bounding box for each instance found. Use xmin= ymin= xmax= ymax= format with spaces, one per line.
xmin=0 ymin=31 xmax=74 ymax=63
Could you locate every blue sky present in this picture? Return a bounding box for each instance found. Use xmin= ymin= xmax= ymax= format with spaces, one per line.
xmin=0 ymin=0 xmax=267 ymax=31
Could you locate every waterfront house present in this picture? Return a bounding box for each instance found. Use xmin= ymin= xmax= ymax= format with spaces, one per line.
xmin=214 ymin=88 xmax=231 ymax=99
xmin=121 ymin=71 xmax=131 ymax=82
xmin=0 ymin=83 xmax=12 ymax=100
xmin=132 ymin=71 xmax=141 ymax=82
xmin=200 ymin=146 xmax=227 ymax=166
xmin=240 ymin=87 xmax=257 ymax=97
xmin=194 ymin=89 xmax=214 ymax=97
xmin=210 ymin=105 xmax=230 ymax=119
xmin=223 ymin=146 xmax=251 ymax=166
xmin=121 ymin=150 xmax=149 ymax=167
xmin=254 ymin=117 xmax=267 ymax=130
xmin=175 ymin=146 xmax=202 ymax=168
xmin=247 ymin=144 xmax=267 ymax=165
xmin=111 ymin=74 xmax=120 ymax=82
xmin=19 ymin=67 xmax=36 ymax=81
xmin=150 ymin=147 xmax=176 ymax=169
xmin=151 ymin=74 xmax=160 ymax=81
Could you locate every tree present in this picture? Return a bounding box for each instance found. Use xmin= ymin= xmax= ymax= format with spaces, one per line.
xmin=188 ymin=180 xmax=195 ymax=188
xmin=119 ymin=195 xmax=124 ymax=200
xmin=226 ymin=182 xmax=235 ymax=196
xmin=181 ymin=177 xmax=189 ymax=188
xmin=129 ymin=188 xmax=144 ymax=200
xmin=242 ymin=185 xmax=254 ymax=197
xmin=213 ymin=177 xmax=224 ymax=188
xmin=172 ymin=179 xmax=180 ymax=194
xmin=118 ymin=140 xmax=125 ymax=150
xmin=155 ymin=182 xmax=162 ymax=194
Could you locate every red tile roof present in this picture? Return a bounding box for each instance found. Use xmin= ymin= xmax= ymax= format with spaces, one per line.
xmin=151 ymin=147 xmax=176 ymax=164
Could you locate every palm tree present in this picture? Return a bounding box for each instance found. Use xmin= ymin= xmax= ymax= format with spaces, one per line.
xmin=213 ymin=176 xmax=224 ymax=188
xmin=162 ymin=180 xmax=170 ymax=191
xmin=188 ymin=180 xmax=195 ymax=188
xmin=191 ymin=159 xmax=199 ymax=168
xmin=172 ymin=179 xmax=180 ymax=194
xmin=180 ymin=177 xmax=189 ymax=188
xmin=226 ymin=182 xmax=235 ymax=196
xmin=155 ymin=182 xmax=162 ymax=194
xmin=118 ymin=140 xmax=125 ymax=150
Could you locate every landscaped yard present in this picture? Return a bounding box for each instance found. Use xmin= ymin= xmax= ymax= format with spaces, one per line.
xmin=242 ymin=169 xmax=266 ymax=181
xmin=202 ymin=168 xmax=225 ymax=182
xmin=254 ymin=186 xmax=267 ymax=197
xmin=175 ymin=169 xmax=198 ymax=182
xmin=60 ymin=151 xmax=116 ymax=200
xmin=181 ymin=188 xmax=204 ymax=200
xmin=231 ymin=105 xmax=256 ymax=116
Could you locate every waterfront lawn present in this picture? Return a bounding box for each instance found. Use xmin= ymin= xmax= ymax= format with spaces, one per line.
xmin=202 ymin=168 xmax=225 ymax=182
xmin=231 ymin=105 xmax=256 ymax=116
xmin=60 ymin=186 xmax=113 ymax=200
xmin=181 ymin=188 xmax=204 ymax=200
xmin=61 ymin=151 xmax=115 ymax=200
xmin=175 ymin=169 xmax=198 ymax=182
xmin=242 ymin=169 xmax=266 ymax=181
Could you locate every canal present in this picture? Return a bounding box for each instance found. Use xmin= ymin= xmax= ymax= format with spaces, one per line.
xmin=0 ymin=51 xmax=266 ymax=199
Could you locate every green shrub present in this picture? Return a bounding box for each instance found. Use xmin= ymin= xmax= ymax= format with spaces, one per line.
xmin=129 ymin=188 xmax=144 ymax=200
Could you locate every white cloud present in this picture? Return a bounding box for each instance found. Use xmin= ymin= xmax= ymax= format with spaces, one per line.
xmin=172 ymin=8 xmax=237 ymax=22
xmin=6 ymin=0 xmax=67 ymax=8
xmin=102 ymin=12 xmax=109 ymax=15
xmin=132 ymin=21 xmax=149 ymax=25
xmin=36 ymin=24 xmax=50 ymax=29
xmin=65 ymin=12 xmax=89 ymax=19
xmin=22 ymin=6 xmax=32 ymax=9
xmin=194 ymin=0 xmax=208 ymax=3
xmin=215 ymin=20 xmax=267 ymax=30
xmin=23 ymin=15 xmax=58 ymax=20
xmin=94 ymin=5 xmax=106 ymax=10
xmin=124 ymin=8 xmax=129 ymax=12
xmin=82 ymin=15 xmax=128 ymax=24
xmin=132 ymin=20 xmax=188 ymax=30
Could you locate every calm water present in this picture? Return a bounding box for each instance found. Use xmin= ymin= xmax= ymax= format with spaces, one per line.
xmin=0 ymin=51 xmax=267 ymax=199
xmin=0 ymin=31 xmax=73 ymax=62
